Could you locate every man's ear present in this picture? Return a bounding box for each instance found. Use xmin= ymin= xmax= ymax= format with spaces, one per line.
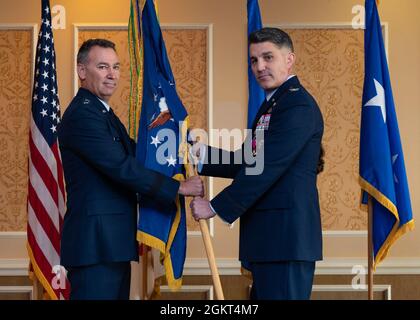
xmin=77 ymin=63 xmax=86 ymax=81
xmin=287 ymin=52 xmax=296 ymax=68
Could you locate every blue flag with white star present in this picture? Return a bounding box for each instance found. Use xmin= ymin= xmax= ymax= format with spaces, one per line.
xmin=247 ymin=0 xmax=265 ymax=128
xmin=134 ymin=0 xmax=189 ymax=289
xmin=359 ymin=0 xmax=414 ymax=268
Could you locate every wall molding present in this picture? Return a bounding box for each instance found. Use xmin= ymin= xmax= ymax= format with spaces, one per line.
xmin=183 ymin=258 xmax=240 ymax=276
xmin=1 ymin=231 xmax=419 ymax=275
xmin=0 ymin=259 xmax=29 ymax=276
xmin=323 ymin=230 xmax=367 ymax=237
xmin=313 ymin=284 xmax=391 ymax=300
xmin=315 ymin=258 xmax=420 ymax=275
xmin=0 ymin=231 xmax=27 ymax=239
xmin=182 ymin=258 xmax=420 ymax=276
xmin=2 ymin=257 xmax=420 ymax=277
xmin=160 ymin=285 xmax=213 ymax=300
xmin=0 ymin=286 xmax=33 ymax=300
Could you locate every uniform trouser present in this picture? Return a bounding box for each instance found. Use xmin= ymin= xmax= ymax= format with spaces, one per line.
xmin=249 ymin=261 xmax=315 ymax=300
xmin=67 ymin=261 xmax=131 ymax=300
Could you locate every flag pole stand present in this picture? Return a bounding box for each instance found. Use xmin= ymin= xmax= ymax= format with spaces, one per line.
xmin=32 ymin=277 xmax=41 ymax=300
xmin=141 ymin=245 xmax=149 ymax=300
xmin=32 ymin=277 xmax=39 ymax=300
xmin=368 ymin=196 xmax=374 ymax=300
xmin=186 ymin=161 xmax=225 ymax=300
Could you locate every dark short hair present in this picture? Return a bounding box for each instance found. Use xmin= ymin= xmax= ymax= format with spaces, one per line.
xmin=77 ymin=39 xmax=116 ymax=64
xmin=249 ymin=27 xmax=294 ymax=52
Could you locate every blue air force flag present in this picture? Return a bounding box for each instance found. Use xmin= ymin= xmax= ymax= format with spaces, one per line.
xmin=247 ymin=0 xmax=265 ymax=128
xmin=135 ymin=0 xmax=189 ymax=289
xmin=359 ymin=0 xmax=414 ymax=268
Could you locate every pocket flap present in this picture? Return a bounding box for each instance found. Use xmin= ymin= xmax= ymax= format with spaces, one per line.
xmin=86 ymin=198 xmax=125 ymax=216
xmin=255 ymin=192 xmax=292 ymax=210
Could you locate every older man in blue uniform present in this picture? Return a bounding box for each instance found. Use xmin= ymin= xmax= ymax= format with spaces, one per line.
xmin=191 ymin=28 xmax=324 ymax=300
xmin=58 ymin=39 xmax=203 ymax=300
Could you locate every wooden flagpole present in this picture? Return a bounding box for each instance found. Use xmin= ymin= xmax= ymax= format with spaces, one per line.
xmin=368 ymin=196 xmax=374 ymax=300
xmin=367 ymin=0 xmax=381 ymax=302
xmin=186 ymin=161 xmax=225 ymax=300
xmin=141 ymin=245 xmax=149 ymax=300
xmin=198 ymin=219 xmax=225 ymax=300
xmin=32 ymin=277 xmax=41 ymax=300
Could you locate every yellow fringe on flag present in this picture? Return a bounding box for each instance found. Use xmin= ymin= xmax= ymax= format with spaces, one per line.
xmin=137 ymin=173 xmax=185 ymax=291
xmin=359 ymin=177 xmax=415 ymax=269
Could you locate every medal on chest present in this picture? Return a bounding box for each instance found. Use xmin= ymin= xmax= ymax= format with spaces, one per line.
xmin=252 ymin=107 xmax=272 ymax=156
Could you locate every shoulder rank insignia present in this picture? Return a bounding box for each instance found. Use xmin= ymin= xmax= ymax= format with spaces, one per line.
xmin=289 ymin=87 xmax=300 ymax=92
xmin=83 ymin=98 xmax=90 ymax=104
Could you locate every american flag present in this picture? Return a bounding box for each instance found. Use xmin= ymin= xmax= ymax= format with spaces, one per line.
xmin=27 ymin=0 xmax=69 ymax=300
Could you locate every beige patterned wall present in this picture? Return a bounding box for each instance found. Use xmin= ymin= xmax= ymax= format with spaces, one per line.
xmin=163 ymin=29 xmax=208 ymax=132
xmin=78 ymin=28 xmax=208 ymax=232
xmin=0 ymin=27 xmax=367 ymax=232
xmin=285 ymin=28 xmax=366 ymax=230
xmin=0 ymin=29 xmax=32 ymax=231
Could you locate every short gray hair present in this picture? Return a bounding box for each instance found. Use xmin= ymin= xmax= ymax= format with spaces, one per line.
xmin=77 ymin=38 xmax=116 ymax=64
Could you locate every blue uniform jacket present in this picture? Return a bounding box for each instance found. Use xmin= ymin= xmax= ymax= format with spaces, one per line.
xmin=58 ymin=88 xmax=179 ymax=267
xmin=201 ymin=76 xmax=324 ymax=262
